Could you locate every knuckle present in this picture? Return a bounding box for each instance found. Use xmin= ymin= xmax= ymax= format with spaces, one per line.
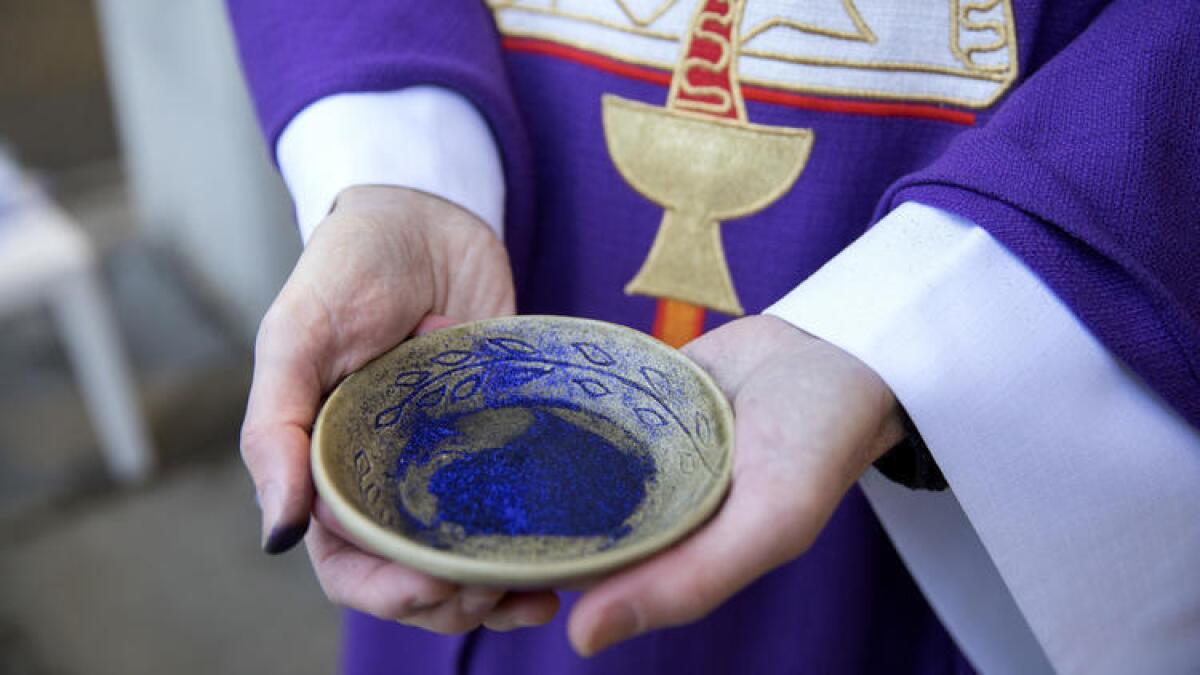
xmin=373 ymin=595 xmax=416 ymax=621
xmin=257 ymin=294 xmax=334 ymax=364
xmin=238 ymin=424 xmax=271 ymax=464
xmin=362 ymin=598 xmax=404 ymax=622
xmin=255 ymin=296 xmax=318 ymax=360
xmin=410 ymin=579 xmax=454 ymax=607
xmin=670 ymin=572 xmax=720 ymax=621
xmin=313 ymin=571 xmax=347 ymax=608
xmin=254 ymin=303 xmax=291 ymax=353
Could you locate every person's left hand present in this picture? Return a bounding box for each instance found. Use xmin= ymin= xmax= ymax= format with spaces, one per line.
xmin=566 ymin=314 xmax=906 ymax=656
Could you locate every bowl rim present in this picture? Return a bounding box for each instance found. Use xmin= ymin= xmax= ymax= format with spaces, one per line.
xmin=311 ymin=315 xmax=734 ymax=588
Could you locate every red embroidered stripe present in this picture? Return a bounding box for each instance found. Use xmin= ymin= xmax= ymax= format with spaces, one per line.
xmin=501 ymin=36 xmax=977 ymax=126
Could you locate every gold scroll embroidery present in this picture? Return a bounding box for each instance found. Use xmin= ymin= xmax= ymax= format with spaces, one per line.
xmin=950 ymin=0 xmax=1017 ymax=73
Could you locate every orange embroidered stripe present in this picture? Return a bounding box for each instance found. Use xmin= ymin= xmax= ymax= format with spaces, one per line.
xmin=501 ymin=36 xmax=978 ymax=126
xmin=652 ymin=299 xmax=707 ymax=349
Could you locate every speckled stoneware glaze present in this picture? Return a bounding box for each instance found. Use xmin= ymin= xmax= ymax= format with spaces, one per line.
xmin=311 ymin=316 xmax=734 ymax=588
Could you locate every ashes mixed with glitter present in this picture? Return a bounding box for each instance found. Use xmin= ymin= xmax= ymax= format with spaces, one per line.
xmin=430 ymin=409 xmax=655 ymax=538
xmin=399 ymin=406 xmax=656 ymax=541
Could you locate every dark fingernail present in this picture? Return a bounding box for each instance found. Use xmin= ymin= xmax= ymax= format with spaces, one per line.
xmin=262 ymin=520 xmax=308 ymax=555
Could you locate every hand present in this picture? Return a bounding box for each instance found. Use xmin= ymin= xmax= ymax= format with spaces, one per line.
xmin=240 ymin=186 xmax=558 ymax=633
xmin=567 ymin=314 xmax=905 ymax=655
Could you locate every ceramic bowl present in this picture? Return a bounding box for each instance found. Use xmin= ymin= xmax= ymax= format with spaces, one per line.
xmin=311 ymin=316 xmax=733 ymax=588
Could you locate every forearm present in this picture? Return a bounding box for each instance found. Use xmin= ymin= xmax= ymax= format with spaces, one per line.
xmin=767 ymin=202 xmax=1200 ymax=672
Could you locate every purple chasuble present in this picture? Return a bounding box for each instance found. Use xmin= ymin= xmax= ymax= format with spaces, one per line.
xmin=228 ymin=0 xmax=1200 ymax=672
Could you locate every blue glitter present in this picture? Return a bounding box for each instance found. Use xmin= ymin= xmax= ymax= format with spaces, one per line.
xmin=395 ymin=410 xmax=459 ymax=479
xmin=428 ymin=409 xmax=655 ymax=537
xmin=376 ymin=324 xmax=696 ymax=546
xmin=396 ymin=406 xmax=656 ymax=541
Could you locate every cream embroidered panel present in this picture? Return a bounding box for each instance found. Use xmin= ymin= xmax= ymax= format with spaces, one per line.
xmin=488 ymin=0 xmax=1018 ymax=108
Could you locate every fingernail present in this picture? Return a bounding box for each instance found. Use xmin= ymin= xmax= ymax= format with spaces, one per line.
xmin=259 ymin=482 xmax=307 ymax=554
xmin=486 ymin=610 xmax=540 ymax=632
xmin=485 ymin=619 xmax=518 ymax=633
xmin=262 ymin=520 xmax=308 ymax=555
xmin=405 ymin=599 xmax=444 ymax=615
xmin=487 ymin=607 xmax=544 ymax=629
xmin=583 ymin=604 xmax=639 ymax=657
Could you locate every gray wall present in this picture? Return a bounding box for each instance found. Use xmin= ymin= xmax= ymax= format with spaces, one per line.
xmin=94 ymin=0 xmax=300 ymax=343
xmin=0 ymin=0 xmax=119 ymax=170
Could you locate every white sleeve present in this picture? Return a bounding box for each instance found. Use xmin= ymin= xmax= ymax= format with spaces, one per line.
xmin=275 ymin=86 xmax=505 ymax=244
xmin=765 ymin=202 xmax=1200 ymax=675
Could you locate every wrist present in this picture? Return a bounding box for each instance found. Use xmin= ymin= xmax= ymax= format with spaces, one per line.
xmin=333 ymin=184 xmax=441 ymax=221
xmin=752 ymin=315 xmax=905 ymax=470
xmin=315 ymin=184 xmax=513 ymax=324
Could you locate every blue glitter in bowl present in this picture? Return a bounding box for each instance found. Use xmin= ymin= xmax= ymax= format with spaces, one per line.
xmin=313 ymin=316 xmax=734 ymax=585
xmin=428 ymin=409 xmax=655 ymax=538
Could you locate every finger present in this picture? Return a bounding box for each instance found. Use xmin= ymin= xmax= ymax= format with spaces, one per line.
xmin=483 ymin=591 xmax=561 ymax=632
xmin=312 ymin=495 xmax=355 ymax=542
xmin=566 ymin=474 xmax=818 ymax=656
xmin=242 ymin=308 xmax=327 ymax=554
xmin=399 ymin=586 xmax=506 ymax=635
xmin=311 ymin=499 xmax=508 ymax=633
xmin=305 ymin=515 xmax=461 ymax=621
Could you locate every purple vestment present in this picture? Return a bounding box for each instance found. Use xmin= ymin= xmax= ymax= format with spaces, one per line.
xmin=227 ymin=1 xmax=1200 ymax=672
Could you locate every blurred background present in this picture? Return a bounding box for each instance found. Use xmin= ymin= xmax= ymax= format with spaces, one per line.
xmin=1 ymin=1 xmax=339 ymax=672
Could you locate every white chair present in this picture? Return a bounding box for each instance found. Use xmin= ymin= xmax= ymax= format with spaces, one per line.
xmin=0 ymin=152 xmax=154 ymax=484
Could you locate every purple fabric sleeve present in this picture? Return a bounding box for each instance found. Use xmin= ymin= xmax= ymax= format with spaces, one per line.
xmin=224 ymin=0 xmax=536 ymax=286
xmin=882 ymin=0 xmax=1200 ymax=428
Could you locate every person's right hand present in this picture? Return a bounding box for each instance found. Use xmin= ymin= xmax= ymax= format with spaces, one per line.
xmin=241 ymin=185 xmax=560 ymax=633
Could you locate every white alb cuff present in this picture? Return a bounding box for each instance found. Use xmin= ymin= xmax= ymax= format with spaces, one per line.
xmin=766 ymin=201 xmax=1200 ymax=674
xmin=276 ymin=86 xmax=505 ymax=243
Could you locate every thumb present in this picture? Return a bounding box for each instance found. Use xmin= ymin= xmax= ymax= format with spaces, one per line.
xmin=241 ymin=308 xmax=325 ymax=554
xmin=566 ymin=474 xmax=819 ymax=656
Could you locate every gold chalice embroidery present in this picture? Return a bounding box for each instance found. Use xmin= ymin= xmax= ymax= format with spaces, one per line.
xmin=603 ymin=0 xmax=814 ymax=317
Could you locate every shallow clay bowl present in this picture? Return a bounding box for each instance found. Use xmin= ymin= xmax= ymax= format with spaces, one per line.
xmin=312 ymin=316 xmax=733 ymax=588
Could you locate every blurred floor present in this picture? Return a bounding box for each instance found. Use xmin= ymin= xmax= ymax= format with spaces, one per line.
xmin=0 ymin=167 xmax=338 ymax=674
xmin=0 ymin=460 xmax=339 ymax=675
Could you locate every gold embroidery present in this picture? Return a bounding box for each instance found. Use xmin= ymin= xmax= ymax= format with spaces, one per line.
xmin=488 ymin=0 xmax=1020 ymax=109
xmin=741 ymin=0 xmax=876 ymax=45
xmin=496 ymin=0 xmax=1021 ymax=315
xmin=604 ymin=0 xmax=814 ymax=316
xmin=614 ymin=0 xmax=681 ymax=27
xmin=668 ymin=2 xmax=744 ymax=118
xmin=489 ymin=2 xmax=680 ymax=41
xmin=736 ymin=47 xmax=1010 ymax=82
xmin=951 ymin=0 xmax=1018 ymax=74
xmin=604 ymin=98 xmax=813 ymax=315
xmin=736 ymin=65 xmax=1014 ymax=108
